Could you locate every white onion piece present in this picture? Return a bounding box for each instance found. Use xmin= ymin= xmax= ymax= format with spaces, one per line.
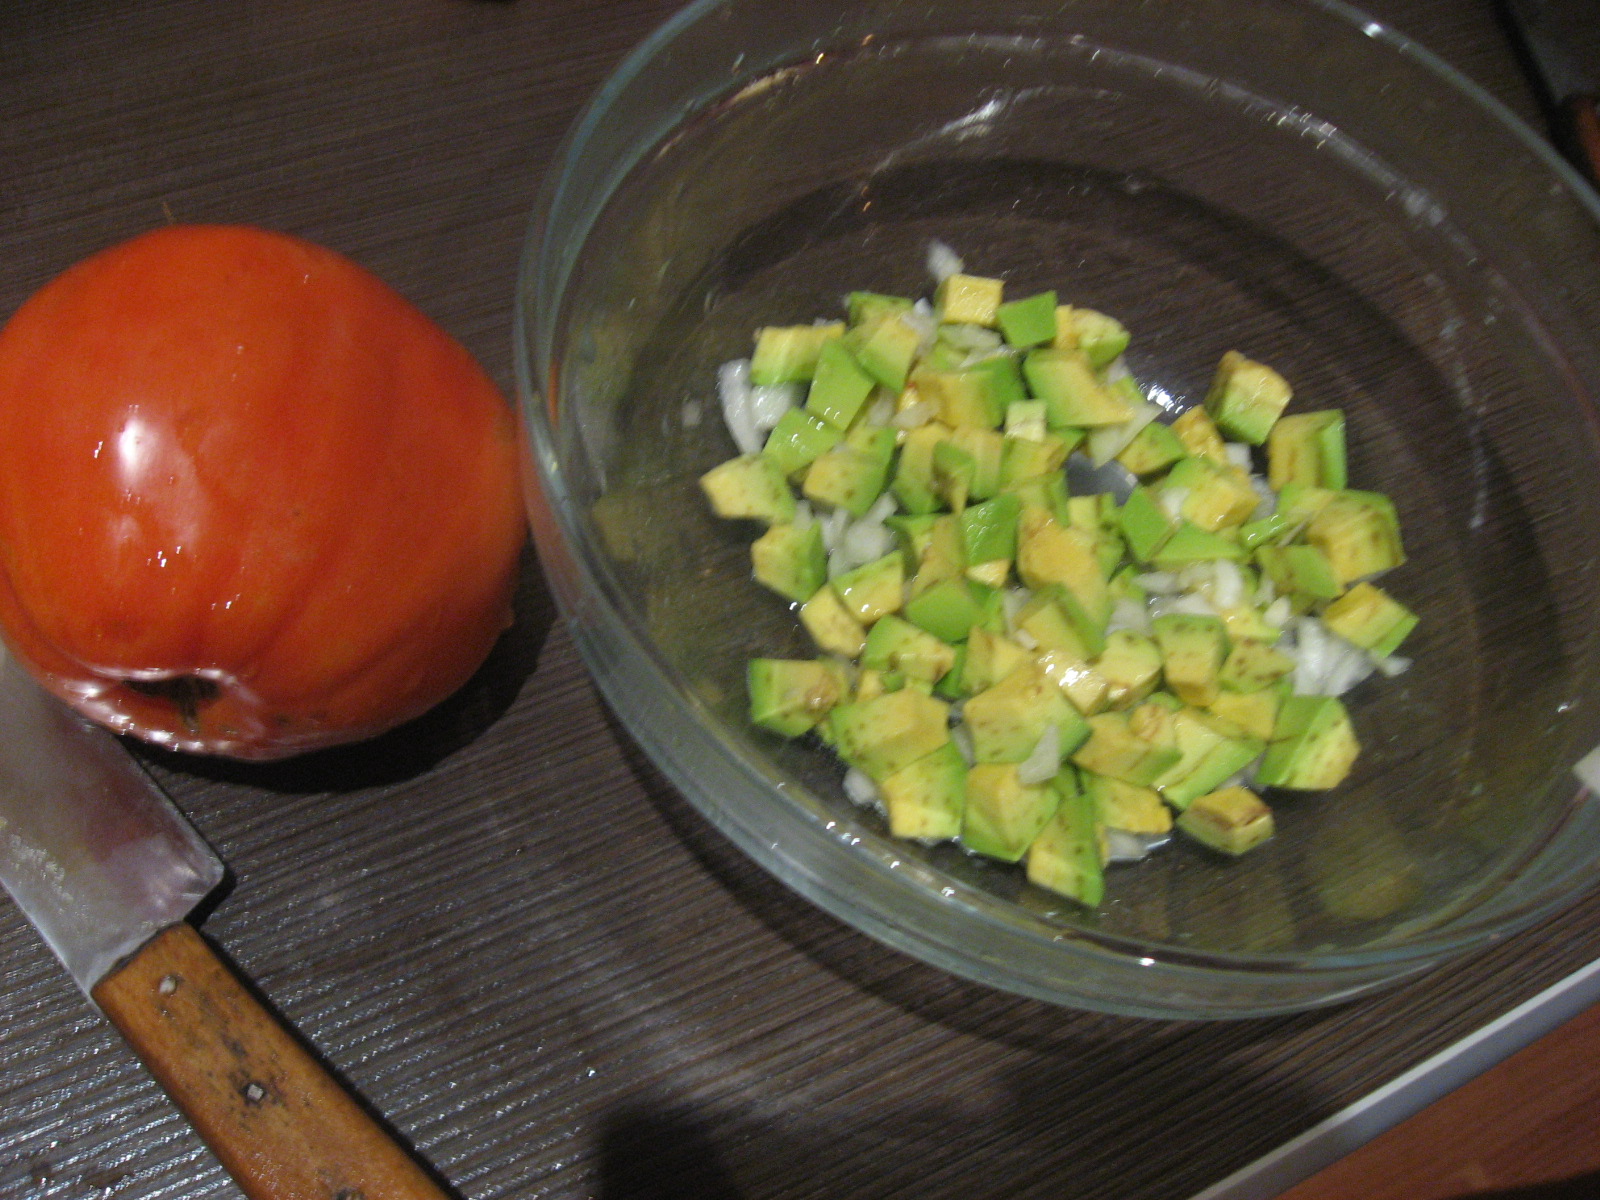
xmin=1249 ymin=474 xmax=1277 ymax=518
xmin=1152 ymin=593 xmax=1218 ymax=619
xmin=681 ymin=399 xmax=703 ymax=427
xmin=748 ymin=382 xmax=801 ymax=434
xmin=891 ymin=400 xmax=937 ymax=429
xmin=941 ymin=323 xmax=1003 ymax=355
xmin=1013 ymin=629 xmax=1040 ymax=650
xmin=1211 ymin=559 xmax=1245 ymax=610
xmin=1087 ymin=399 xmax=1161 ymax=466
xmin=905 ymin=300 xmax=938 ymax=353
xmin=717 ymin=358 xmax=761 ymax=455
xmin=1135 ymin=571 xmax=1183 ymax=595
xmin=864 ymin=492 xmax=898 ymax=526
xmin=1374 ymin=653 xmax=1413 ymax=678
xmin=818 ymin=506 xmax=850 ymax=555
xmin=950 ymin=722 xmax=976 ymax=765
xmin=1002 ymin=587 xmax=1031 ymax=628
xmin=927 ymin=240 xmax=964 ymax=283
xmin=1017 ymin=724 xmax=1061 ymax=785
xmin=1103 ymin=357 xmax=1132 ymax=384
xmin=866 ymin=393 xmax=896 ymax=427
xmin=1106 ymin=598 xmax=1153 ymax=635
xmin=1223 ymin=442 xmax=1253 ymax=472
xmin=842 ymin=767 xmax=881 ymax=810
xmin=838 ymin=518 xmax=896 ymax=570
xmin=793 ymin=500 xmax=814 ymax=530
xmin=1158 ymin=486 xmax=1189 ymax=521
xmin=1104 ymin=829 xmax=1169 ymax=863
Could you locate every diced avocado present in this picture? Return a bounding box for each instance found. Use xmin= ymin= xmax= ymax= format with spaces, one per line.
xmin=1051 ymin=305 xmax=1080 ymax=351
xmin=934 ymin=642 xmax=969 ymax=700
xmin=1203 ymin=350 xmax=1292 ymax=444
xmin=1096 ymin=630 xmax=1164 ymax=710
xmin=861 ymin=614 xmax=959 ymax=685
xmin=891 ymin=421 xmax=954 ymax=514
xmin=1177 ymin=785 xmax=1274 ymax=855
xmin=700 ymin=454 xmax=797 ymax=524
xmin=1016 ymin=508 xmax=1109 ymax=619
xmin=931 ymin=439 xmax=975 ymax=512
xmin=1004 ymin=473 xmax=1073 ymax=528
xmin=1149 ymin=522 xmax=1249 ymax=568
xmin=1161 ymin=456 xmax=1260 ymax=532
xmin=963 ymin=763 xmax=1059 ymax=862
xmin=1025 ymin=776 xmax=1105 ymax=906
xmin=1071 ymin=711 xmax=1183 ymax=786
xmin=947 ymin=426 xmax=1005 ymax=500
xmin=908 ymin=515 xmax=966 ymax=598
xmin=886 ymin=512 xmax=939 ymax=569
xmin=935 ymin=272 xmax=1004 ymax=326
xmin=1276 ymin=481 xmax=1338 ymax=529
xmin=1023 ymin=348 xmax=1139 ymax=427
xmin=1171 ymin=405 xmax=1230 ymax=464
xmin=963 ymin=661 xmax=1090 ymax=764
xmin=903 ymin=577 xmax=994 ymax=643
xmin=1216 ymin=599 xmax=1281 ymax=644
xmin=846 ymin=291 xmax=914 ymax=327
xmin=1305 ymin=491 xmax=1405 ymax=585
xmin=750 ymin=521 xmax=826 ymax=603
xmin=802 ymin=428 xmax=893 ymax=517
xmin=1217 ymin=639 xmax=1296 ymax=692
xmin=804 ymin=338 xmax=876 ymax=430
xmin=827 ymin=688 xmax=951 ymax=782
xmin=750 ymin=322 xmax=845 ymax=385
xmin=852 ymin=312 xmax=922 ymax=392
xmin=1000 ymin=432 xmax=1070 ymax=488
xmin=880 ymin=741 xmax=967 ymax=842
xmin=1004 ymin=399 xmax=1050 ymax=442
xmin=996 ymin=290 xmax=1058 ymax=349
xmin=1066 ymin=307 xmax=1132 ymax=369
xmin=959 ymin=493 xmax=1022 ymax=567
xmin=1238 ymin=511 xmax=1294 ymax=551
xmin=762 ymin=408 xmax=843 ymax=477
xmin=962 ymin=626 xmax=1035 ymax=693
xmin=1268 ymin=410 xmax=1347 ymax=491
xmin=969 ymin=355 xmax=1029 ymax=412
xmin=1151 ymin=708 xmax=1265 ymax=810
xmin=915 ymin=366 xmax=1004 ymax=429
xmin=1116 ymin=420 xmax=1188 ymax=477
xmin=1084 ymin=381 xmax=1158 ymax=467
xmin=1151 ymin=614 xmax=1228 ymax=707
xmin=799 ymin=583 xmax=867 ymax=658
xmin=1321 ymin=581 xmax=1418 ymax=657
xmin=1119 ymin=486 xmax=1179 ymax=563
xmin=1256 ymin=695 xmax=1360 ymax=790
xmin=1034 ymin=649 xmax=1111 ymax=716
xmin=1256 ymin=543 xmax=1344 ymax=602
xmin=966 ymin=559 xmax=1010 ymax=589
xmin=748 ymin=658 xmax=849 ymax=736
xmin=1083 ymin=772 xmax=1172 ymax=835
xmin=1019 ymin=586 xmax=1108 ymax=658
xmin=831 ymin=552 xmax=904 ymax=625
xmin=1205 ymin=680 xmax=1287 ymax=742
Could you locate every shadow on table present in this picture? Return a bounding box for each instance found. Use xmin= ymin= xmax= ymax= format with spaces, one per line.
xmin=1446 ymin=1179 xmax=1600 ymax=1200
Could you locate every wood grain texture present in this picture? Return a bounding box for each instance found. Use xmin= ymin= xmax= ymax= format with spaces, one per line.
xmin=0 ymin=2 xmax=1593 ymax=1200
xmin=93 ymin=925 xmax=452 ymax=1200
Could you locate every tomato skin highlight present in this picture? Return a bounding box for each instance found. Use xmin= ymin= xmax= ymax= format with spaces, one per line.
xmin=0 ymin=225 xmax=528 ymax=759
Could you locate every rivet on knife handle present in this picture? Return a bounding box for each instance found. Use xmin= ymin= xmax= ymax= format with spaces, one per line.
xmin=93 ymin=923 xmax=454 ymax=1200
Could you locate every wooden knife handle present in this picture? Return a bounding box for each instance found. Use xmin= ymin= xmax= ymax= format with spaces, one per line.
xmin=92 ymin=922 xmax=454 ymax=1200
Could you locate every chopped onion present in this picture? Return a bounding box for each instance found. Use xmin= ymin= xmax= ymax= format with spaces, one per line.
xmin=1013 ymin=628 xmax=1040 ymax=650
xmin=866 ymin=393 xmax=896 ymax=427
xmin=748 ymin=382 xmax=801 ymax=434
xmin=1104 ymin=829 xmax=1169 ymax=863
xmin=681 ymin=399 xmax=703 ymax=427
xmin=926 ymin=240 xmax=964 ymax=283
xmin=1223 ymin=442 xmax=1253 ymax=472
xmin=1106 ymin=598 xmax=1153 ymax=635
xmin=1249 ymin=474 xmax=1277 ymax=519
xmin=1262 ymin=596 xmax=1292 ymax=628
xmin=863 ymin=493 xmax=898 ymax=526
xmin=905 ymin=300 xmax=938 ymax=353
xmin=1086 ymin=399 xmax=1161 ymax=466
xmin=793 ymin=500 xmax=814 ymax=530
xmin=1152 ymin=593 xmax=1218 ymax=619
xmin=1158 ymin=486 xmax=1189 ymax=521
xmin=717 ymin=358 xmax=761 ymax=455
xmin=1017 ymin=724 xmax=1061 ymax=784
xmin=941 ymin=323 xmax=1003 ymax=355
xmin=1002 ymin=587 xmax=1031 ymax=627
xmin=1135 ymin=571 xmax=1183 ymax=595
xmin=1374 ymin=653 xmax=1412 ymax=678
xmin=891 ymin=400 xmax=937 ymax=429
xmin=842 ymin=767 xmax=881 ymax=810
xmin=838 ymin=518 xmax=895 ymax=570
xmin=950 ymin=722 xmax=976 ymax=765
xmin=1211 ymin=559 xmax=1245 ymax=610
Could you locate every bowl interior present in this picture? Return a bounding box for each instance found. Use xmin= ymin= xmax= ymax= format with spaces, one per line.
xmin=527 ymin=3 xmax=1600 ymax=983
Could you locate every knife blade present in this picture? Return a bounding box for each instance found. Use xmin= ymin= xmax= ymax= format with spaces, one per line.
xmin=1501 ymin=0 xmax=1600 ymax=187
xmin=0 ymin=646 xmax=454 ymax=1200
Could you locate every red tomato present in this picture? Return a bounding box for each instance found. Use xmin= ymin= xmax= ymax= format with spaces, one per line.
xmin=0 ymin=225 xmax=527 ymax=759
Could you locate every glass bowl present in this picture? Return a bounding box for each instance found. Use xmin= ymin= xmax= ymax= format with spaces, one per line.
xmin=514 ymin=0 xmax=1600 ymax=1017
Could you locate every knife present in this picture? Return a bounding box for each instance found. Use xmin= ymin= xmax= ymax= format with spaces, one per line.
xmin=0 ymin=646 xmax=454 ymax=1200
xmin=1501 ymin=0 xmax=1600 ymax=188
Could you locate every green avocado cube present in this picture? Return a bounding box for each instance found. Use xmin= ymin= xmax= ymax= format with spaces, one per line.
xmin=1116 ymin=420 xmax=1188 ymax=477
xmin=1177 ymin=785 xmax=1274 ymax=855
xmin=963 ymin=763 xmax=1059 ymax=862
xmin=1025 ymin=777 xmax=1105 ymax=905
xmin=861 ymin=614 xmax=959 ymax=685
xmin=762 ymin=408 xmax=843 ymax=477
xmin=880 ymin=741 xmax=967 ymax=842
xmin=1151 ymin=708 xmax=1265 ymax=810
xmin=846 ymin=291 xmax=914 ymax=327
xmin=750 ymin=522 xmax=826 ymax=604
xmin=1256 ymin=695 xmax=1360 ymax=790
xmin=931 ymin=439 xmax=976 ymax=512
xmin=1004 ymin=399 xmax=1050 ymax=442
xmin=1065 ymin=307 xmax=1131 ymax=369
xmin=1149 ymin=522 xmax=1248 ymax=568
xmin=1205 ymin=679 xmax=1287 ymax=741
xmin=961 ymin=627 xmax=1034 ymax=694
xmin=908 ymin=515 xmax=967 ymax=598
xmin=1070 ymin=711 xmax=1182 ymax=786
xmin=831 ymin=552 xmax=904 ymax=625
xmin=799 ymin=583 xmax=867 ymax=658
xmin=903 ymin=576 xmax=998 ymax=643
xmin=935 ymin=273 xmax=1004 ymax=326
xmin=853 ymin=312 xmax=923 ymax=392
xmin=1305 ymin=490 xmax=1405 ymax=585
xmin=1151 ymin=614 xmax=1228 ymax=707
xmin=1321 ymin=582 xmax=1418 ymax=657
xmin=891 ymin=422 xmax=953 ymax=514
xmin=1217 ymin=639 xmax=1296 ymax=693
xmin=804 ymin=338 xmax=876 ymax=430
xmin=999 ymin=431 xmax=1069 ymax=489
xmin=963 ymin=662 xmax=1090 ymax=764
xmin=750 ymin=322 xmax=845 ymax=385
xmin=996 ymin=290 xmax=1058 ymax=349
xmin=748 ymin=658 xmax=849 ymax=736
xmin=948 ymin=426 xmax=1005 ymax=500
xmin=1095 ymin=630 xmax=1164 ymax=710
xmin=1172 ymin=404 xmax=1231 ymax=463
xmin=1256 ymin=543 xmax=1344 ymax=602
xmin=1023 ymin=348 xmax=1139 ymax=427
xmin=1162 ymin=456 xmax=1261 ymax=531
xmin=916 ymin=368 xmax=998 ymax=430
xmin=1238 ymin=511 xmax=1294 ymax=551
xmin=1203 ymin=350 xmax=1293 ymax=444
xmin=1083 ymin=771 xmax=1172 ymax=835
xmin=1119 ymin=486 xmax=1178 ymax=563
xmin=827 ymin=688 xmax=951 ymax=782
xmin=1276 ymin=481 xmax=1339 ymax=529
xmin=885 ymin=512 xmax=939 ymax=568
xmin=1268 ymin=410 xmax=1347 ymax=491
xmin=959 ymin=494 xmax=1022 ymax=566
xmin=700 ymin=454 xmax=797 ymax=525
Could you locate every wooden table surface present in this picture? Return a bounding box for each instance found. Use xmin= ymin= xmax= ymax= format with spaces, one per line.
xmin=2 ymin=2 xmax=1598 ymax=1198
